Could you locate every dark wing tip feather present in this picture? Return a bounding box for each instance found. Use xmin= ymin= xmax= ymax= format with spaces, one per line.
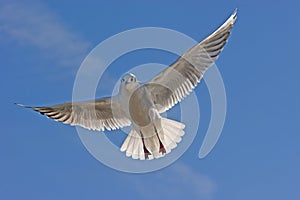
xmin=15 ymin=103 xmax=53 ymax=116
xmin=233 ymin=8 xmax=238 ymax=19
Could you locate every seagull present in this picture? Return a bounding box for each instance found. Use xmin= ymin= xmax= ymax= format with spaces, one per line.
xmin=17 ymin=10 xmax=237 ymax=160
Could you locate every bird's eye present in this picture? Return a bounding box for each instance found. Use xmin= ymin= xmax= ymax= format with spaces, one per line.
xmin=130 ymin=77 xmax=133 ymax=82
xmin=121 ymin=78 xmax=125 ymax=82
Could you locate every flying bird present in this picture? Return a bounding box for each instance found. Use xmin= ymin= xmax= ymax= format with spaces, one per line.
xmin=17 ymin=10 xmax=237 ymax=160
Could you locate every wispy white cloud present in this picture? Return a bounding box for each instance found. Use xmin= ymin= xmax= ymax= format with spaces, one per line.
xmin=132 ymin=162 xmax=216 ymax=200
xmin=170 ymin=162 xmax=216 ymax=199
xmin=0 ymin=0 xmax=91 ymax=67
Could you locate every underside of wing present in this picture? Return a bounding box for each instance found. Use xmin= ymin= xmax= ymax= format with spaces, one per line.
xmin=146 ymin=10 xmax=237 ymax=113
xmin=17 ymin=97 xmax=131 ymax=131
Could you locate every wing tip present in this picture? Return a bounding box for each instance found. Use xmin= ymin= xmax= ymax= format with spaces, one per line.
xmin=15 ymin=103 xmax=30 ymax=108
xmin=232 ymin=8 xmax=238 ymax=18
xmin=230 ymin=8 xmax=238 ymax=23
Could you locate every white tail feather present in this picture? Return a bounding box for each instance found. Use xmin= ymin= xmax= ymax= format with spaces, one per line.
xmin=120 ymin=118 xmax=185 ymax=160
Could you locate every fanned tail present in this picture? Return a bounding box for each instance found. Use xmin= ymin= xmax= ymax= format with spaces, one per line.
xmin=120 ymin=117 xmax=185 ymax=160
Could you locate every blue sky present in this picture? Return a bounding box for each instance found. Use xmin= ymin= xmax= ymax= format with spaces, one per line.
xmin=1 ymin=0 xmax=300 ymax=199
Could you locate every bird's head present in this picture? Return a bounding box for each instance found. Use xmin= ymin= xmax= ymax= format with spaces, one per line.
xmin=120 ymin=73 xmax=139 ymax=91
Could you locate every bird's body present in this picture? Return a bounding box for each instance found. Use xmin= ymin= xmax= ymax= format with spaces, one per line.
xmin=113 ymin=73 xmax=185 ymax=159
xmin=17 ymin=10 xmax=237 ymax=160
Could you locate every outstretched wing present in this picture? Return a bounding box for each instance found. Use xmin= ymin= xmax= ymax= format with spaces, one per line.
xmin=17 ymin=97 xmax=131 ymax=131
xmin=145 ymin=10 xmax=237 ymax=113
